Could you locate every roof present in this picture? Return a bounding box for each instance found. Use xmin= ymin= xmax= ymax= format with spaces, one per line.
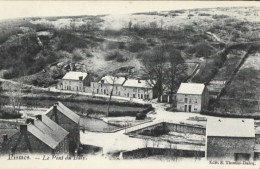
xmin=177 ymin=83 xmax=205 ymax=95
xmin=99 ymin=76 xmax=126 ymax=85
xmin=56 ymin=102 xmax=80 ymax=124
xmin=206 ymin=118 xmax=255 ymax=138
xmin=62 ymin=71 xmax=88 ymax=80
xmin=28 ymin=115 xmax=69 ymax=149
xmin=123 ymin=79 xmax=154 ymax=88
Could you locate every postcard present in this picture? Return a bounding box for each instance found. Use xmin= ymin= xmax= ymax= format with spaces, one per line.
xmin=0 ymin=1 xmax=260 ymax=169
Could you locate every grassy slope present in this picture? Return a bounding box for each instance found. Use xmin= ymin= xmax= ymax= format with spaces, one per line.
xmin=0 ymin=7 xmax=260 ymax=116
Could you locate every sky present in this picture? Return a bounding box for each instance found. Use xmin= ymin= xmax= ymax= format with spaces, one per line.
xmin=0 ymin=1 xmax=260 ymax=20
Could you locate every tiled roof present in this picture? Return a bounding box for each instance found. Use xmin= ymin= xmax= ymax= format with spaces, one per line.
xmin=123 ymin=79 xmax=154 ymax=88
xmin=34 ymin=115 xmax=69 ymax=144
xmin=62 ymin=71 xmax=88 ymax=80
xmin=177 ymin=83 xmax=205 ymax=95
xmin=99 ymin=76 xmax=126 ymax=85
xmin=206 ymin=118 xmax=255 ymax=138
xmin=56 ymin=102 xmax=80 ymax=124
xmin=27 ymin=115 xmax=69 ymax=149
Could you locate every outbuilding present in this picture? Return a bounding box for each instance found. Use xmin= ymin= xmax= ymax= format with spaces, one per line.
xmin=206 ymin=118 xmax=255 ymax=161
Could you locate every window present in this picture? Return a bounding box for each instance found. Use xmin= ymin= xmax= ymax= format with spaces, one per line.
xmin=69 ymin=81 xmax=71 ymax=85
xmin=101 ymin=84 xmax=103 ymax=88
xmin=101 ymin=89 xmax=103 ymax=93
xmin=77 ymin=86 xmax=78 ymax=91
xmin=189 ymin=99 xmax=192 ymax=104
xmin=194 ymin=106 xmax=197 ymax=111
xmin=133 ymin=88 xmax=137 ymax=92
xmin=185 ymin=98 xmax=188 ymax=103
xmin=195 ymin=99 xmax=197 ymax=103
xmin=133 ymin=94 xmax=136 ymax=98
xmin=235 ymin=153 xmax=250 ymax=161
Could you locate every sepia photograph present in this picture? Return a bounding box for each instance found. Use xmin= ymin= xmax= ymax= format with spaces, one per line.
xmin=0 ymin=1 xmax=260 ymax=169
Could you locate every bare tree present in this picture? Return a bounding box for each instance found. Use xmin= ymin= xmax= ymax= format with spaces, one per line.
xmin=4 ymin=79 xmax=24 ymax=113
xmin=165 ymin=47 xmax=187 ymax=102
xmin=141 ymin=46 xmax=168 ymax=101
xmin=143 ymin=137 xmax=150 ymax=148
xmin=107 ymin=75 xmax=118 ymax=117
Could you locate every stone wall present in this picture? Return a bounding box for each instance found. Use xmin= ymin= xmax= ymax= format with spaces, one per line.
xmin=164 ymin=123 xmax=205 ymax=135
xmin=129 ymin=122 xmax=205 ymax=136
xmin=206 ymin=136 xmax=255 ymax=161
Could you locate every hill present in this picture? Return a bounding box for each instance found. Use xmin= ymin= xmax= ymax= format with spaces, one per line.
xmin=0 ymin=7 xmax=260 ymax=115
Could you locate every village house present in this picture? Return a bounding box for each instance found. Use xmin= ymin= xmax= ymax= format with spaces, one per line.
xmin=122 ymin=79 xmax=156 ymax=100
xmin=176 ymin=83 xmax=209 ymax=113
xmin=1 ymin=115 xmax=69 ymax=155
xmin=206 ymin=118 xmax=255 ymax=161
xmin=45 ymin=102 xmax=80 ymax=154
xmin=91 ymin=76 xmax=126 ymax=96
xmin=59 ymin=71 xmax=90 ymax=92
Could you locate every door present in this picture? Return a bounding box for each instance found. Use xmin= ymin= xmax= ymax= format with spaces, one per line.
xmin=189 ymin=105 xmax=192 ymax=112
xmin=235 ymin=153 xmax=250 ymax=161
xmin=185 ymin=105 xmax=187 ymax=112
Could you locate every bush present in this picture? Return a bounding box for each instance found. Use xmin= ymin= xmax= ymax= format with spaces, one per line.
xmin=72 ymin=49 xmax=84 ymax=61
xmin=136 ymin=112 xmax=146 ymax=120
xmin=0 ymin=110 xmax=22 ymax=119
xmin=104 ymin=51 xmax=126 ymax=62
xmin=128 ymin=41 xmax=147 ymax=53
xmin=198 ymin=13 xmax=211 ymax=16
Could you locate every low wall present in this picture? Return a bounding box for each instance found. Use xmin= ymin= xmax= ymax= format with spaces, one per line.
xmin=128 ymin=122 xmax=206 ymax=136
xmin=129 ymin=123 xmax=164 ymax=135
xmin=164 ymin=122 xmax=206 ymax=135
xmin=122 ymin=148 xmax=205 ymax=159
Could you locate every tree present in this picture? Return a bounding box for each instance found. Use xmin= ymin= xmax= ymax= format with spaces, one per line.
xmin=165 ymin=47 xmax=187 ymax=102
xmin=0 ymin=81 xmax=2 ymax=110
xmin=4 ymin=79 xmax=24 ymax=114
xmin=106 ymin=75 xmax=118 ymax=117
xmin=141 ymin=46 xmax=168 ymax=101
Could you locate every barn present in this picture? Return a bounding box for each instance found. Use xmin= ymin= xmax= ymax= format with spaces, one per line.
xmin=206 ymin=118 xmax=255 ymax=161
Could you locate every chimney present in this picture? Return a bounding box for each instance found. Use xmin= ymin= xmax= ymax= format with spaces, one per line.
xmin=125 ymin=76 xmax=128 ymax=80
xmin=20 ymin=125 xmax=27 ymax=133
xmin=53 ymin=104 xmax=57 ymax=113
xmin=2 ymin=134 xmax=8 ymax=142
xmin=79 ymin=76 xmax=83 ymax=81
xmin=36 ymin=115 xmax=42 ymax=121
xmin=26 ymin=118 xmax=34 ymax=125
xmin=138 ymin=79 xmax=141 ymax=83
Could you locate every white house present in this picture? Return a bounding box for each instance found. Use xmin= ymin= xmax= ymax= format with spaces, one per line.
xmin=91 ymin=76 xmax=126 ymax=96
xmin=122 ymin=79 xmax=155 ymax=100
xmin=59 ymin=71 xmax=89 ymax=92
xmin=176 ymin=83 xmax=209 ymax=113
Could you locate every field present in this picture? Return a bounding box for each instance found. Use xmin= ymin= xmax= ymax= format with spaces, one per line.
xmin=212 ymin=51 xmax=260 ymax=116
xmin=207 ymin=49 xmax=247 ymax=96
